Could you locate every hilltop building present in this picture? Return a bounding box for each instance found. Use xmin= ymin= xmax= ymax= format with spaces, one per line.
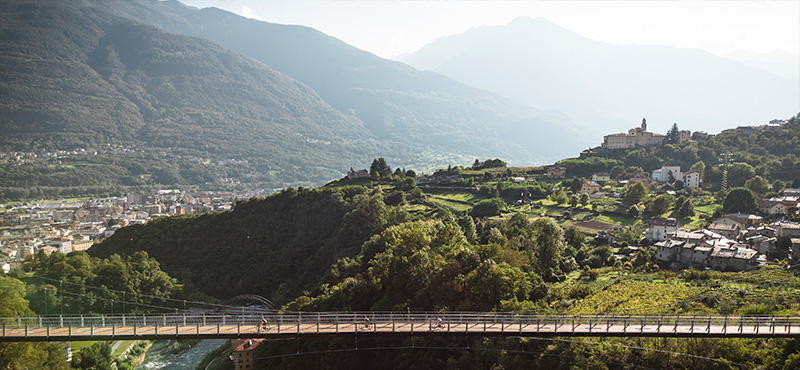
xmin=601 ymin=118 xmax=666 ymax=149
xmin=347 ymin=168 xmax=369 ymax=180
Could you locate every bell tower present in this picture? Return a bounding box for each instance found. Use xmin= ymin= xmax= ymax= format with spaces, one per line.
xmin=641 ymin=117 xmax=647 ymax=131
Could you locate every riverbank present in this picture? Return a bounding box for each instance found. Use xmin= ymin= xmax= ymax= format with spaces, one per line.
xmin=136 ymin=339 xmax=226 ymax=370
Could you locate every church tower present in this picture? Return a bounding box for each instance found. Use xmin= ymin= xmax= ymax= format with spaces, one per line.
xmin=641 ymin=118 xmax=647 ymax=131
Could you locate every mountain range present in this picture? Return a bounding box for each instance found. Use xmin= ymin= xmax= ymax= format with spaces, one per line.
xmin=1 ymin=1 xmax=796 ymax=192
xmin=397 ymin=17 xmax=799 ymax=137
xmin=0 ymin=0 xmax=580 ymax=193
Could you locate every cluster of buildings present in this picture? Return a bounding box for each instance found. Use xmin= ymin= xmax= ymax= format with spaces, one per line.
xmin=601 ymin=118 xmax=690 ymax=149
xmin=649 ymin=211 xmax=800 ymax=272
xmin=1 ymin=189 xmax=263 ymax=273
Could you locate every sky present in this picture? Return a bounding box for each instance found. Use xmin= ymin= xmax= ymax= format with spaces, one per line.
xmin=180 ymin=0 xmax=800 ymax=62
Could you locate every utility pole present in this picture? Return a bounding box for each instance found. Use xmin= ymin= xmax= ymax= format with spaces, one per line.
xmin=719 ymin=152 xmax=733 ymax=191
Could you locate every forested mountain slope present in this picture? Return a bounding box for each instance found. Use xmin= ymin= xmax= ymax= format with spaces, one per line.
xmin=0 ymin=0 xmax=378 ymax=186
xmin=85 ymin=0 xmax=582 ymax=163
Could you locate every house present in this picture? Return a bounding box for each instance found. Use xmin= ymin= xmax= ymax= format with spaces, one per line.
xmin=547 ymin=166 xmax=566 ymax=178
xmin=776 ymin=222 xmax=800 ymax=239
xmin=601 ymin=118 xmax=666 ymax=149
xmin=655 ymin=229 xmax=759 ymax=271
xmin=784 ymin=188 xmax=800 ymax=197
xmin=347 ymin=167 xmax=369 ymax=180
xmin=594 ymin=231 xmax=615 ymax=245
xmin=746 ymin=235 xmax=776 ymax=255
xmin=712 ymin=215 xmax=746 ymax=231
xmin=708 ymin=221 xmax=741 ymax=240
xmin=678 ymin=130 xmax=691 ymax=142
xmin=581 ymin=181 xmax=601 ymax=194
xmin=682 ymin=171 xmax=700 ymax=188
xmin=727 ymin=213 xmax=763 ymax=228
xmin=758 ymin=200 xmax=787 ymax=216
xmin=708 ymin=245 xmax=759 ymax=272
xmin=591 ymin=172 xmax=610 ymax=183
xmin=652 ymin=166 xmax=682 ymax=183
xmin=646 ymin=218 xmax=679 ymax=241
xmin=231 ymin=338 xmax=264 ymax=370
xmin=627 ymin=177 xmax=651 ymax=186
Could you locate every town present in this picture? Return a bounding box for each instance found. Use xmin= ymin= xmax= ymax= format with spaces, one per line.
xmin=0 ymin=189 xmax=267 ymax=273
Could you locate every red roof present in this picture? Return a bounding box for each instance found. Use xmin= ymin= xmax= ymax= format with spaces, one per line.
xmin=231 ymin=338 xmax=264 ymax=352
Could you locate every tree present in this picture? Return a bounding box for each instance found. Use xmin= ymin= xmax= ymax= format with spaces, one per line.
xmin=395 ymin=177 xmax=415 ymax=191
xmin=690 ymin=161 xmax=706 ymax=181
xmin=679 ymin=199 xmax=695 ymax=218
xmin=625 ymin=182 xmax=648 ymax=204
xmin=646 ymin=194 xmax=675 ymax=217
xmin=549 ymin=189 xmax=568 ymax=204
xmin=723 ymin=187 xmax=758 ymax=214
xmin=531 ymin=217 xmax=567 ymax=281
xmin=569 ymin=178 xmax=585 ymax=194
xmin=369 ymin=158 xmax=392 ymax=180
xmin=470 ymin=198 xmax=505 ymax=218
xmin=563 ymin=226 xmax=586 ymax=250
xmin=666 ymin=123 xmax=679 ymax=143
xmin=745 ymin=175 xmax=769 ymax=196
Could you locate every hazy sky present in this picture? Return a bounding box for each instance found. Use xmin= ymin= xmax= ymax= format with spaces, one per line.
xmin=180 ymin=0 xmax=800 ymax=61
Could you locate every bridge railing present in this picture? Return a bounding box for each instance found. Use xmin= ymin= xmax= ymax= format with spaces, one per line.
xmin=2 ymin=313 xmax=800 ymax=337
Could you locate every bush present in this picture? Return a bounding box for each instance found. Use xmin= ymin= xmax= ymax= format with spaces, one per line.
xmin=470 ymin=198 xmax=505 ymax=218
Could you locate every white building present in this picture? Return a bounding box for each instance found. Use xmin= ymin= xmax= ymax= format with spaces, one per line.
xmin=646 ymin=218 xmax=679 ymax=241
xmin=652 ymin=166 xmax=682 ymax=183
xmin=682 ymin=171 xmax=700 ymax=188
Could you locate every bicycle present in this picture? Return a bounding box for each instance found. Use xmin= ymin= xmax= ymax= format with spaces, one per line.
xmin=256 ymin=316 xmax=271 ymax=333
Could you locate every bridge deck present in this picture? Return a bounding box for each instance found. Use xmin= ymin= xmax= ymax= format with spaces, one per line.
xmin=2 ymin=313 xmax=798 ymax=342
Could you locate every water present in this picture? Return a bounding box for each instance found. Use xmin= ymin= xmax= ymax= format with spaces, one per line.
xmin=137 ymin=339 xmax=226 ymax=370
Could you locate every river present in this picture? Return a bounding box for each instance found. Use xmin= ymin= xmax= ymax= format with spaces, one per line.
xmin=136 ymin=339 xmax=226 ymax=370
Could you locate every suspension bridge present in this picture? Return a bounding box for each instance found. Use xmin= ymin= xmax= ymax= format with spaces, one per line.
xmin=1 ymin=312 xmax=799 ymax=342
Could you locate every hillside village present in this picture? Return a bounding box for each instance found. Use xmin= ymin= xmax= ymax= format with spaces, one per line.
xmin=3 ymin=117 xmax=800 ymax=276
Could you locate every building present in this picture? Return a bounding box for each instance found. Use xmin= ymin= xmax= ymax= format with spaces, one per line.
xmin=546 ymin=166 xmax=566 ymax=178
xmin=678 ymin=130 xmax=691 ymax=142
xmin=646 ymin=218 xmax=679 ymax=241
xmin=758 ymin=200 xmax=786 ymax=216
xmin=708 ymin=222 xmax=741 ymax=240
xmin=231 ymin=338 xmax=264 ymax=370
xmin=592 ymin=172 xmax=610 ymax=183
xmin=580 ymin=181 xmax=601 ymax=195
xmin=682 ymin=171 xmax=700 ymax=188
xmin=776 ymin=222 xmax=800 ymax=239
xmin=601 ymin=118 xmax=666 ymax=149
xmin=46 ymin=238 xmax=72 ymax=254
xmin=746 ymin=235 xmax=776 ymax=255
xmin=142 ymin=204 xmax=163 ymax=215
xmin=652 ymin=166 xmax=682 ymax=183
xmin=655 ymin=229 xmax=759 ymax=271
xmin=72 ymin=238 xmax=92 ymax=252
xmin=347 ymin=168 xmax=369 ymax=180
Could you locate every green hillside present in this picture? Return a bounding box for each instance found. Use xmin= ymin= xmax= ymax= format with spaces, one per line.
xmin=0 ymin=0 xmax=380 ymax=192
xmin=85 ymin=158 xmax=800 ymax=369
